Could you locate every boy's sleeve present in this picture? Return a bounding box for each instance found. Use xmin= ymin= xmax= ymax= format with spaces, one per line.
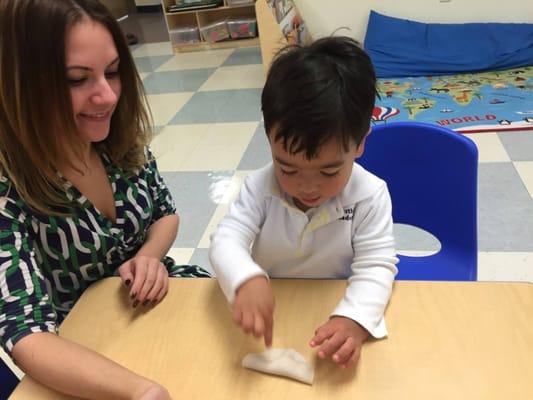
xmin=144 ymin=148 xmax=177 ymax=221
xmin=0 ymin=196 xmax=57 ymax=356
xmin=209 ymin=173 xmax=268 ymax=304
xmin=331 ymin=184 xmax=399 ymax=338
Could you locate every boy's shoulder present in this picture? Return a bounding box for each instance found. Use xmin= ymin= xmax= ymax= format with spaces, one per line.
xmin=339 ymin=163 xmax=387 ymax=206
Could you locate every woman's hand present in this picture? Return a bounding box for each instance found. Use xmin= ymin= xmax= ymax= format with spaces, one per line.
xmin=118 ymin=255 xmax=169 ymax=307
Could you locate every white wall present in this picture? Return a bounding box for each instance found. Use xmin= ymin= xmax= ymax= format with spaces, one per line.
xmin=294 ymin=0 xmax=533 ymax=42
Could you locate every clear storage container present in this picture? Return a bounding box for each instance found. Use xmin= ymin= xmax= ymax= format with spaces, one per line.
xmin=227 ymin=18 xmax=257 ymax=39
xmin=199 ymin=20 xmax=230 ymax=43
xmin=169 ymin=26 xmax=200 ymax=45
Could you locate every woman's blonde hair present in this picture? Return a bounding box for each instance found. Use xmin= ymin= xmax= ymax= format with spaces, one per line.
xmin=0 ymin=0 xmax=152 ymax=215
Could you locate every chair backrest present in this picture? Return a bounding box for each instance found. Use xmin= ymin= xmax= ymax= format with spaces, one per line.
xmin=358 ymin=122 xmax=478 ymax=280
xmin=1 ymin=356 xmax=19 ymax=399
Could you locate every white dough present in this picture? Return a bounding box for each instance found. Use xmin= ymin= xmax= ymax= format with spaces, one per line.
xmin=242 ymin=348 xmax=314 ymax=385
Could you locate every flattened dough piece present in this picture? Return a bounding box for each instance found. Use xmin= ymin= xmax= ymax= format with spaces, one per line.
xmin=242 ymin=348 xmax=314 ymax=385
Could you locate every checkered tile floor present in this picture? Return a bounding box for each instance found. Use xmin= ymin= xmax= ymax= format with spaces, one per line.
xmin=133 ymin=42 xmax=533 ymax=283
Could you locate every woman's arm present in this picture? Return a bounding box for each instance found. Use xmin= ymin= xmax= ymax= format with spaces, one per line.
xmin=136 ymin=214 xmax=179 ymax=260
xmin=12 ymin=332 xmax=170 ymax=400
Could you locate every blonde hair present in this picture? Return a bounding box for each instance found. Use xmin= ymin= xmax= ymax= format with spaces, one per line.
xmin=0 ymin=0 xmax=152 ymax=215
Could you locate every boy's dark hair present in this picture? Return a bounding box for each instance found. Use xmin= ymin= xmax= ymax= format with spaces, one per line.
xmin=262 ymin=36 xmax=377 ymax=159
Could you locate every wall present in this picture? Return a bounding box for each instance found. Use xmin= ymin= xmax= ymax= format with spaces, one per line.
xmin=294 ymin=0 xmax=533 ymax=42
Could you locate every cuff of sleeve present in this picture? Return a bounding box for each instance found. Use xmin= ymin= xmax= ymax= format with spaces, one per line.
xmin=331 ymin=304 xmax=388 ymax=339
xmin=3 ymin=323 xmax=57 ymax=356
xmin=218 ymin=263 xmax=269 ymax=305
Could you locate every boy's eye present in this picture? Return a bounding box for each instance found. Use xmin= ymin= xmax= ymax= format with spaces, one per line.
xmin=280 ymin=168 xmax=297 ymax=176
xmin=321 ymin=170 xmax=341 ymax=177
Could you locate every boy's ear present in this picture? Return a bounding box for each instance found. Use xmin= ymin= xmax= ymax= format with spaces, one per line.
xmin=354 ymin=128 xmax=371 ymax=158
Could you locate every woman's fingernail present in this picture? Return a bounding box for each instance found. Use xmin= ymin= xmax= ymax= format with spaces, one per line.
xmin=130 ymin=292 xmax=136 ymax=299
xmin=143 ymin=299 xmax=150 ymax=306
xmin=133 ymin=300 xmax=139 ymax=308
xmin=125 ymin=279 xmax=131 ymax=287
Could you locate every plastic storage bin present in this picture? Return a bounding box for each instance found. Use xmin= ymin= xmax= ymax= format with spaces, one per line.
xmin=200 ymin=20 xmax=230 ymax=43
xmin=169 ymin=26 xmax=200 ymax=45
xmin=227 ymin=18 xmax=257 ymax=39
xmin=226 ymin=0 xmax=255 ymax=6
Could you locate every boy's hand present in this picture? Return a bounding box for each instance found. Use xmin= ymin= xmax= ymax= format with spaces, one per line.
xmin=233 ymin=276 xmax=275 ymax=347
xmin=309 ymin=316 xmax=370 ymax=368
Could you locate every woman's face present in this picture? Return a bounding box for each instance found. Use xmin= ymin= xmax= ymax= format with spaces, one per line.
xmin=65 ymin=20 xmax=121 ymax=143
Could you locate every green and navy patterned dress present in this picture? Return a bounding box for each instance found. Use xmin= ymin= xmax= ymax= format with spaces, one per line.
xmin=0 ymin=150 xmax=209 ymax=355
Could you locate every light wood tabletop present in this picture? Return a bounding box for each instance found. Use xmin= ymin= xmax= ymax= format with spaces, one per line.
xmin=10 ymin=278 xmax=533 ymax=399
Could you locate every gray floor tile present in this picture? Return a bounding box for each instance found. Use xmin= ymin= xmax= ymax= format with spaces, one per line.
xmin=189 ymin=248 xmax=215 ymax=276
xmin=478 ymin=163 xmax=533 ymax=251
xmin=161 ymin=171 xmax=234 ymax=247
xmin=134 ymin=55 xmax=174 ymax=73
xmin=237 ymin=122 xmax=271 ymax=169
xmin=143 ymin=69 xmax=216 ymax=94
xmin=169 ymin=89 xmax=262 ymax=124
xmin=394 ymin=224 xmax=441 ymax=252
xmin=222 ymin=47 xmax=263 ymax=66
xmin=498 ymin=131 xmax=533 ymax=161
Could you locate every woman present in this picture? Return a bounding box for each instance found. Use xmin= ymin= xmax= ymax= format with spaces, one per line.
xmin=0 ymin=1 xmax=208 ymax=398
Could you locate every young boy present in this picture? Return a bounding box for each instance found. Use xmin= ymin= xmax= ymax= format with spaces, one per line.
xmin=209 ymin=36 xmax=398 ymax=369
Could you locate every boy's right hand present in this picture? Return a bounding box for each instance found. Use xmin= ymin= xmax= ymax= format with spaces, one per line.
xmin=233 ymin=276 xmax=275 ymax=347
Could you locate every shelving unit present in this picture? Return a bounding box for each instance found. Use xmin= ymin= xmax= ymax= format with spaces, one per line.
xmin=161 ymin=0 xmax=259 ymax=52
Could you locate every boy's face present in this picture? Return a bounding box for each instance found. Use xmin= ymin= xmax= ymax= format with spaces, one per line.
xmin=269 ymin=134 xmax=366 ymax=212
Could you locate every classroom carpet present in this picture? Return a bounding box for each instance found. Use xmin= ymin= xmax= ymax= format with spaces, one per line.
xmin=374 ymin=66 xmax=533 ymax=133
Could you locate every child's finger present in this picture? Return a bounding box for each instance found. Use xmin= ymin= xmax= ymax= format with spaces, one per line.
xmin=332 ymin=337 xmax=355 ymax=364
xmin=253 ymin=314 xmax=265 ymax=338
xmin=262 ymin=310 xmax=273 ymax=347
xmin=309 ymin=323 xmax=335 ymax=347
xmin=241 ymin=311 xmax=255 ymax=334
xmin=343 ymin=346 xmax=362 ymax=369
xmin=317 ymin=332 xmax=345 ymax=359
xmin=232 ymin=307 xmax=243 ymax=325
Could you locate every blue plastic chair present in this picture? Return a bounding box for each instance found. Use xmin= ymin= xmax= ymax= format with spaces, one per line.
xmin=1 ymin=356 xmax=19 ymax=399
xmin=358 ymin=122 xmax=478 ymax=280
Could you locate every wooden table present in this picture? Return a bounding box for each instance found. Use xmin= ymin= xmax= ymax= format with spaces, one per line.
xmin=10 ymin=278 xmax=533 ymax=399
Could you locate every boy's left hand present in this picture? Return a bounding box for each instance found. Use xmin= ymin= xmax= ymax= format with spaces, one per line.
xmin=309 ymin=316 xmax=369 ymax=368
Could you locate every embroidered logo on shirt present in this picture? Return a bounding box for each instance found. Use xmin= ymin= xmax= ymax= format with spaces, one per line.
xmin=339 ymin=207 xmax=354 ymax=221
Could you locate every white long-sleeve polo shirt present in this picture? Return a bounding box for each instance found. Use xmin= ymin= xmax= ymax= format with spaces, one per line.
xmin=209 ymin=162 xmax=398 ymax=338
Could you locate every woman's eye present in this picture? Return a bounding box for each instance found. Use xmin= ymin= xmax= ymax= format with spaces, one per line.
xmin=105 ymin=70 xmax=119 ymax=79
xmin=321 ymin=170 xmax=340 ymax=177
xmin=68 ymin=77 xmax=86 ymax=86
xmin=280 ymin=169 xmax=297 ymax=176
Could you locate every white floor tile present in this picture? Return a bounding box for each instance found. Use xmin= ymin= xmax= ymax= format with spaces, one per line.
xmin=166 ymin=248 xmax=195 ymax=265
xmin=197 ymin=171 xmax=252 ymax=248
xmin=146 ymin=92 xmax=194 ymax=126
xmin=156 ymin=49 xmax=234 ymax=71
xmin=514 ymin=161 xmax=533 ymax=200
xmin=132 ymin=41 xmax=174 ymax=58
xmin=477 ymin=252 xmax=533 ymax=282
xmin=151 ymin=123 xmax=257 ymax=171
xmin=198 ymin=65 xmax=265 ymax=91
xmin=463 ymin=132 xmax=510 ymax=163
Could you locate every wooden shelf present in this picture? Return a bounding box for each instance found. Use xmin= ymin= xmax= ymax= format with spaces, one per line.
xmin=161 ymin=0 xmax=259 ymax=52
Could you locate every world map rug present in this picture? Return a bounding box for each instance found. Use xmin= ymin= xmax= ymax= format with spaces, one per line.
xmin=373 ymin=65 xmax=533 ymax=133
